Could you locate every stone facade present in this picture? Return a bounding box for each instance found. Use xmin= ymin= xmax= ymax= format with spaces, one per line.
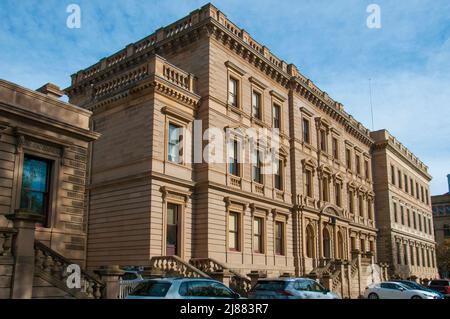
xmin=63 ymin=3 xmax=436 ymax=296
xmin=431 ymin=176 xmax=450 ymax=245
xmin=0 ymin=80 xmax=99 ymax=263
xmin=371 ymin=129 xmax=439 ymax=281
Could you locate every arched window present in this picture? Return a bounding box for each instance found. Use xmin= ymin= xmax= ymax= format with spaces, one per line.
xmin=337 ymin=231 xmax=344 ymax=260
xmin=323 ymin=228 xmax=331 ymax=258
xmin=306 ymin=225 xmax=315 ymax=258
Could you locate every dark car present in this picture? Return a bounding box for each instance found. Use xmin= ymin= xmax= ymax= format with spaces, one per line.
xmin=426 ymin=280 xmax=450 ymax=298
xmin=392 ymin=280 xmax=444 ymax=299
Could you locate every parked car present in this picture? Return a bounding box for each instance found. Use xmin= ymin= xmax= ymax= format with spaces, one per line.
xmin=119 ymin=270 xmax=146 ymax=299
xmin=247 ymin=278 xmax=340 ymax=299
xmin=364 ymin=281 xmax=442 ymax=299
xmin=391 ymin=280 xmax=444 ymax=299
xmin=126 ymin=278 xmax=242 ymax=299
xmin=426 ymin=279 xmax=450 ymax=298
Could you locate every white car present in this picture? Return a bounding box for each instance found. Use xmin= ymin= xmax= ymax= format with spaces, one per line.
xmin=364 ymin=281 xmax=441 ymax=299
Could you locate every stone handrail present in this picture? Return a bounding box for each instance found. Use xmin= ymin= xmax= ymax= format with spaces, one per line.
xmin=310 ymin=258 xmax=333 ymax=278
xmin=190 ymin=258 xmax=252 ymax=295
xmin=34 ymin=241 xmax=104 ymax=299
xmin=350 ymin=257 xmax=359 ymax=277
xmin=150 ymin=255 xmax=210 ymax=278
xmin=0 ymin=227 xmax=17 ymax=256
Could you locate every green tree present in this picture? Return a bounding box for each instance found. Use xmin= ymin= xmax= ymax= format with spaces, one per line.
xmin=436 ymin=239 xmax=450 ymax=278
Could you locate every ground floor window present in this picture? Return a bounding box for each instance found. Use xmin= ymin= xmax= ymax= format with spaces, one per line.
xmin=20 ymin=155 xmax=52 ymax=224
xmin=166 ymin=203 xmax=180 ymax=256
xmin=275 ymin=221 xmax=285 ymax=255
xmin=228 ymin=212 xmax=240 ymax=251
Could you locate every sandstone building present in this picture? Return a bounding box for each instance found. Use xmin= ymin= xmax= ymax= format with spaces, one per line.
xmin=431 ymin=175 xmax=450 ymax=245
xmin=65 ymin=4 xmax=387 ymax=297
xmin=371 ymin=130 xmax=438 ymax=281
xmin=0 ymin=79 xmax=100 ymax=298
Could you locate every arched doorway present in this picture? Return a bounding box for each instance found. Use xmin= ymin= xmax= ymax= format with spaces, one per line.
xmin=323 ymin=228 xmax=331 ymax=258
xmin=306 ymin=225 xmax=315 ymax=258
xmin=337 ymin=231 xmax=344 ymax=260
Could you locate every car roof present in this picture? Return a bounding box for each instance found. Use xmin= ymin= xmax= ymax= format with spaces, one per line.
xmin=257 ymin=277 xmax=312 ymax=282
xmin=139 ymin=277 xmax=219 ymax=283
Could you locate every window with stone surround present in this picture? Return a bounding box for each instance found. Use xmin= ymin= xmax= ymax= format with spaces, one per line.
xmin=355 ymin=154 xmax=361 ymax=176
xmin=410 ymin=245 xmax=415 ymax=266
xmin=252 ymin=90 xmax=262 ymax=120
xmin=272 ymin=103 xmax=281 ymax=129
xmin=322 ymin=176 xmax=330 ymax=202
xmin=404 ymin=174 xmax=408 ymax=193
xmin=391 ymin=165 xmax=396 ymax=185
xmin=228 ymin=76 xmax=240 ymax=108
xmin=403 ymin=244 xmax=408 ymax=265
xmin=364 ymin=160 xmax=370 ymax=180
xmin=332 ymin=137 xmax=339 ymax=159
xmin=274 ymin=158 xmax=284 ymax=191
xmin=228 ymin=212 xmax=240 ymax=251
xmin=253 ymin=216 xmax=264 ymax=254
xmin=252 ymin=148 xmax=262 ymax=184
xmin=319 ymin=129 xmax=327 ymax=152
xmin=20 ymin=155 xmax=52 ymax=222
xmin=228 ymin=139 xmax=241 ymax=177
xmin=348 ymin=189 xmax=354 ymax=214
xmin=168 ymin=122 xmax=183 ymax=163
xmin=346 ymin=148 xmax=352 ymax=170
xmin=275 ymin=220 xmax=285 ymax=256
xmin=398 ymin=170 xmax=402 ymax=189
xmin=393 ymin=202 xmax=398 ymax=223
xmin=304 ymin=169 xmax=313 ymax=198
xmin=302 ymin=118 xmax=310 ymax=144
xmin=396 ymin=242 xmax=401 ymax=265
xmin=335 ymin=182 xmax=342 ymax=207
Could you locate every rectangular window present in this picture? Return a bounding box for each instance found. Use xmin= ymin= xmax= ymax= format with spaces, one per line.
xmin=322 ymin=177 xmax=329 ymax=202
xmin=275 ymin=221 xmax=285 ymax=255
xmin=410 ymin=178 xmax=414 ymax=196
xmin=228 ymin=212 xmax=240 ymax=251
xmin=421 ymin=186 xmax=424 ymax=202
xmin=423 ymin=215 xmax=427 ymax=233
xmin=404 ymin=244 xmax=408 ymax=265
xmin=332 ymin=138 xmax=338 ymax=159
xmin=252 ymin=91 xmax=262 ymax=119
xmin=168 ymin=123 xmax=182 ymax=163
xmin=305 ymin=170 xmax=313 ymax=197
xmin=320 ymin=129 xmax=327 ymax=152
xmin=274 ymin=159 xmax=283 ymax=190
xmin=393 ymin=202 xmax=398 ymax=223
xmin=407 ymin=209 xmax=411 ymax=227
xmin=425 ymin=189 xmax=429 ymax=205
xmin=355 ymin=155 xmax=361 ymax=175
xmin=416 ymin=247 xmax=420 ymax=266
xmin=272 ymin=104 xmax=281 ymax=129
xmin=428 ymin=219 xmax=432 ymax=235
xmin=228 ymin=77 xmax=239 ymax=107
xmin=348 ymin=190 xmax=354 ymax=214
xmin=418 ymin=214 xmax=422 ymax=232
xmin=335 ymin=183 xmax=341 ymax=207
xmin=413 ymin=211 xmax=417 ymax=229
xmin=400 ymin=206 xmax=404 ymax=225
xmin=302 ymin=119 xmax=310 ymax=144
xmin=416 ymin=182 xmax=419 ymax=199
xmin=20 ymin=155 xmax=52 ymax=219
xmin=422 ymin=248 xmax=426 ymax=267
xmin=404 ymin=174 xmax=408 ymax=193
xmin=252 ymin=149 xmax=262 ymax=184
xmin=359 ymin=195 xmax=364 ymax=217
xmin=397 ymin=242 xmax=402 ymax=265
xmin=391 ymin=165 xmax=395 ymax=185
xmin=398 ymin=170 xmax=402 ymax=189
xmin=346 ymin=149 xmax=352 ymax=170
xmin=228 ymin=139 xmax=240 ymax=176
xmin=364 ymin=160 xmax=370 ymax=179
xmin=410 ymin=245 xmax=415 ymax=266
xmin=253 ymin=217 xmax=264 ymax=254
xmin=166 ymin=203 xmax=180 ymax=256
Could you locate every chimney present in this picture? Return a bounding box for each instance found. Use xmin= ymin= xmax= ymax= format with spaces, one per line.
xmin=36 ymin=83 xmax=64 ymax=100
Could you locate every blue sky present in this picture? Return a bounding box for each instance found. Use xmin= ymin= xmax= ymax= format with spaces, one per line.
xmin=0 ymin=0 xmax=449 ymax=194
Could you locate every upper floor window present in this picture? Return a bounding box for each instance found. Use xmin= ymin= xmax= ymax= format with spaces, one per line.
xmin=252 ymin=149 xmax=262 ymax=184
xmin=322 ymin=176 xmax=329 ymax=202
xmin=358 ymin=194 xmax=364 ymax=217
xmin=398 ymin=170 xmax=402 ymax=189
xmin=335 ymin=183 xmax=341 ymax=207
xmin=391 ymin=165 xmax=395 ymax=185
xmin=346 ymin=149 xmax=352 ymax=170
xmin=304 ymin=170 xmax=313 ymax=198
xmin=252 ymin=91 xmax=262 ymax=119
xmin=274 ymin=159 xmax=284 ymax=191
xmin=400 ymin=206 xmax=405 ymax=225
xmin=302 ymin=119 xmax=310 ymax=144
xmin=272 ymin=104 xmax=281 ymax=129
xmin=413 ymin=211 xmax=417 ymax=229
xmin=425 ymin=189 xmax=429 ymax=205
xmin=332 ymin=138 xmax=339 ymax=159
xmin=364 ymin=160 xmax=370 ymax=179
xmin=418 ymin=214 xmax=423 ymax=232
xmin=404 ymin=174 xmax=408 ymax=193
xmin=410 ymin=178 xmax=414 ymax=196
xmin=20 ymin=155 xmax=52 ymax=219
xmin=228 ymin=139 xmax=240 ymax=176
xmin=421 ymin=186 xmax=424 ymax=202
xmin=348 ymin=189 xmax=354 ymax=214
xmin=416 ymin=182 xmax=419 ymax=199
xmin=228 ymin=77 xmax=239 ymax=107
xmin=319 ymin=129 xmax=327 ymax=152
xmin=393 ymin=202 xmax=398 ymax=223
xmin=168 ymin=123 xmax=183 ymax=163
xmin=355 ymin=155 xmax=361 ymax=175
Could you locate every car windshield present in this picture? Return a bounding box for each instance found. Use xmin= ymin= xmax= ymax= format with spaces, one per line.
xmin=252 ymin=280 xmax=289 ymax=291
xmin=130 ymin=281 xmax=171 ymax=297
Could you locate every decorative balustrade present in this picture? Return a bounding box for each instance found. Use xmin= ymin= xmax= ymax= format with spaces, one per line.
xmin=229 ymin=175 xmax=242 ymax=188
xmin=107 ymin=50 xmax=127 ymax=67
xmin=162 ymin=64 xmax=191 ymax=91
xmin=190 ymin=258 xmax=252 ymax=296
xmin=149 ymin=255 xmax=209 ymax=278
xmin=164 ymin=17 xmax=193 ymax=38
xmin=255 ymin=184 xmax=264 ymax=195
xmin=34 ymin=241 xmax=104 ymax=299
xmin=94 ymin=65 xmax=149 ymax=98
xmin=0 ymin=227 xmax=16 ymax=256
